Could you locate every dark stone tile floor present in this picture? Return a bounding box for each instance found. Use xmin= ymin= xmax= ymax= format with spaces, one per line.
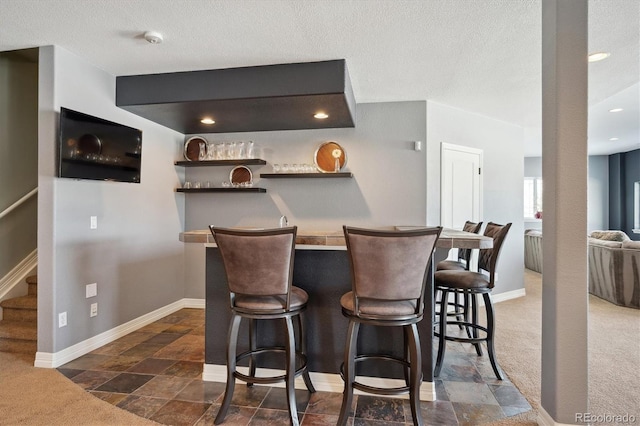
xmin=58 ymin=308 xmax=531 ymax=425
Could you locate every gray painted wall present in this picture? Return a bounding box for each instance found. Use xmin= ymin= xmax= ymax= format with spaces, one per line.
xmin=427 ymin=101 xmax=525 ymax=294
xmin=524 ymin=156 xmax=542 ymax=177
xmin=0 ymin=53 xmax=38 ymax=279
xmin=524 ymin=156 xmax=609 ymax=232
xmin=184 ymin=101 xmax=427 ymax=231
xmin=37 ymin=46 xmax=186 ymax=353
xmin=610 ymin=149 xmax=640 ymax=240
xmin=588 ymin=156 xmax=609 ymax=233
xmin=185 ymin=100 xmax=526 ymax=297
xmin=183 ymin=101 xmax=427 ymax=299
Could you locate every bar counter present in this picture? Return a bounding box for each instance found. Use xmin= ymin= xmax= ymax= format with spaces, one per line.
xmin=192 ymin=227 xmax=492 ymax=400
xmin=181 ymin=227 xmax=492 ymax=249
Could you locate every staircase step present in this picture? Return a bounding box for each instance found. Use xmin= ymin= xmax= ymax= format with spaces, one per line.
xmin=0 ymin=321 xmax=37 ymax=354
xmin=0 ymin=338 xmax=37 ymax=354
xmin=1 ymin=295 xmax=37 ymax=321
xmin=1 ymin=295 xmax=37 ymax=310
xmin=0 ymin=275 xmax=38 ymax=355
xmin=27 ymin=275 xmax=37 ymax=296
xmin=0 ymin=320 xmax=37 ymax=340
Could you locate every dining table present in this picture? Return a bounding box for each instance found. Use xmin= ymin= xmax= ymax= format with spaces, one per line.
xmin=198 ymin=226 xmax=493 ymax=400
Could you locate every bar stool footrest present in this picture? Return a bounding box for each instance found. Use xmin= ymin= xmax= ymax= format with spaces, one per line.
xmin=235 ymin=346 xmax=309 ymax=385
xmin=340 ymin=354 xmax=422 ymax=396
xmin=434 ymin=321 xmax=488 ymax=344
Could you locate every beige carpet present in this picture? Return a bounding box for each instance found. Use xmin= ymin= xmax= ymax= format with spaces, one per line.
xmin=0 ymin=269 xmax=637 ymax=425
xmin=0 ymin=351 xmax=156 ymax=425
xmin=488 ymin=269 xmax=640 ymax=425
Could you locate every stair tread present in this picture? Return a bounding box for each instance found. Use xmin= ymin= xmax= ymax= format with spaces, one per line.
xmin=26 ymin=275 xmax=38 ymax=285
xmin=0 ymin=321 xmax=37 ymax=340
xmin=0 ymin=295 xmax=37 ymax=310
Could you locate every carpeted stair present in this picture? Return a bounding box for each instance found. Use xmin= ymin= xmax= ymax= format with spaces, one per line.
xmin=0 ymin=275 xmax=37 ymax=354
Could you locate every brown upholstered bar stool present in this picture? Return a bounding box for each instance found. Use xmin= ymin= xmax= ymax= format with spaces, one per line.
xmin=436 ymin=221 xmax=483 ymax=333
xmin=434 ymin=222 xmax=512 ymax=380
xmin=338 ymin=226 xmax=442 ymax=426
xmin=436 ymin=221 xmax=483 ymax=271
xmin=209 ymin=226 xmax=315 ymax=426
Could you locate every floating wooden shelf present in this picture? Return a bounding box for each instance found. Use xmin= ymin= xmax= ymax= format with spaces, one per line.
xmin=176 ymin=187 xmax=267 ymax=193
xmin=175 ymin=159 xmax=267 ymax=167
xmin=260 ymin=172 xmax=353 ymax=178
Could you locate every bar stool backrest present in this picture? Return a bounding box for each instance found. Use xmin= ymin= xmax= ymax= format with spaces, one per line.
xmin=477 ymin=222 xmax=512 ymax=288
xmin=343 ymin=226 xmax=441 ymax=316
xmin=210 ymin=226 xmax=297 ymax=309
xmin=458 ymin=220 xmax=483 ymax=267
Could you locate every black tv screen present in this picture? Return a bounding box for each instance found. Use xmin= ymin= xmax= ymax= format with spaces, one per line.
xmin=58 ymin=107 xmax=142 ymax=183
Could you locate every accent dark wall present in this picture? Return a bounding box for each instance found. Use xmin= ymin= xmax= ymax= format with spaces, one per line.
xmin=609 ymin=149 xmax=640 ymax=241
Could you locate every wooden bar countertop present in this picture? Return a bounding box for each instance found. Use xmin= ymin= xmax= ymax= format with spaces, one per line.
xmin=180 ymin=227 xmax=492 ymax=249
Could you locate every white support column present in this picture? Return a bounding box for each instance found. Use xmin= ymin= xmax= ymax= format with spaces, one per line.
xmin=540 ymin=0 xmax=589 ymax=424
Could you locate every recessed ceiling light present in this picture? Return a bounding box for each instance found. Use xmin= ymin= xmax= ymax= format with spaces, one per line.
xmin=608 ymin=108 xmax=623 ymax=113
xmin=588 ymin=52 xmax=610 ymax=62
xmin=609 ymin=137 xmax=619 ymax=141
xmin=200 ymin=118 xmax=215 ymax=124
xmin=314 ymin=112 xmax=329 ymax=119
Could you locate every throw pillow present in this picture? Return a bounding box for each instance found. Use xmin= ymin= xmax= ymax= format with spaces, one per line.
xmin=590 ymin=230 xmax=630 ymax=242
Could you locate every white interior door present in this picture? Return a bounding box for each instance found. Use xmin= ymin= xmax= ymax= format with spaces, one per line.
xmin=441 ymin=143 xmax=482 ymax=229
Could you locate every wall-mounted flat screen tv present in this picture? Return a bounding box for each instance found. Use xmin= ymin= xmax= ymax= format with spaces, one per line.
xmin=58 ymin=107 xmax=142 ymax=183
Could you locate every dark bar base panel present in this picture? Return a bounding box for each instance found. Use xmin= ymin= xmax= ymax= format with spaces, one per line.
xmin=206 ymin=247 xmax=434 ymax=380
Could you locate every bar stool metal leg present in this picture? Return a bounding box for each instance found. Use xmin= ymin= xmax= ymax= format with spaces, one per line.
xmin=284 ymin=316 xmax=299 ymax=426
xmin=483 ymin=293 xmax=503 ymax=380
xmin=434 ymin=289 xmax=449 ymax=377
xmin=215 ymin=314 xmax=242 ymax=425
xmin=247 ymin=319 xmax=257 ymax=387
xmin=403 ymin=327 xmax=410 ymax=386
xmin=462 ymin=291 xmax=473 ymax=339
xmin=338 ymin=320 xmax=360 ymax=426
xmin=297 ymin=313 xmax=316 ymax=392
xmin=406 ymin=324 xmax=424 ymax=426
xmin=470 ymin=293 xmax=483 ymax=356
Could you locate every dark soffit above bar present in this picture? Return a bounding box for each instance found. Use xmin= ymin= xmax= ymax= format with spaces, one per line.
xmin=116 ymin=59 xmax=356 ymax=134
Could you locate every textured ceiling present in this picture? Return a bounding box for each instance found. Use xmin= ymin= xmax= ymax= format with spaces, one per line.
xmin=0 ymin=0 xmax=638 ymax=156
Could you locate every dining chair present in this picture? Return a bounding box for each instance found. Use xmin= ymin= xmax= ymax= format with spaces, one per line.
xmin=337 ymin=226 xmax=442 ymax=426
xmin=209 ymin=226 xmax=315 ymax=426
xmin=434 ymin=222 xmax=512 ymax=380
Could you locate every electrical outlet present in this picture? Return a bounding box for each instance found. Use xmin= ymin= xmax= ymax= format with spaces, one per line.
xmin=90 ymin=303 xmax=98 ymax=317
xmin=90 ymin=216 xmax=98 ymax=229
xmin=86 ymin=283 xmax=97 ymax=298
xmin=58 ymin=312 xmax=67 ymax=328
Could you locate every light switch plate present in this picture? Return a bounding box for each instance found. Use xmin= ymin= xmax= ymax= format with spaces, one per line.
xmin=90 ymin=216 xmax=97 ymax=229
xmin=86 ymin=283 xmax=97 ymax=298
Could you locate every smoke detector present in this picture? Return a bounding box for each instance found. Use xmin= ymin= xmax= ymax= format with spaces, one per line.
xmin=144 ymin=31 xmax=163 ymax=44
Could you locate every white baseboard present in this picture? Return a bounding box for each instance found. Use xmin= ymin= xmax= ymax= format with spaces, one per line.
xmin=183 ymin=298 xmax=206 ymax=309
xmin=445 ymin=288 xmax=526 ymax=309
xmin=34 ymin=298 xmax=206 ymax=368
xmin=489 ymin=288 xmax=526 ymax=304
xmin=0 ymin=249 xmax=37 ymax=301
xmin=202 ymin=363 xmax=436 ymax=401
xmin=538 ymin=406 xmax=577 ymax=425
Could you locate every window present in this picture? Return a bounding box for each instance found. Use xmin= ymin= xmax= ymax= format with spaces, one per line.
xmin=524 ymin=177 xmax=543 ymax=219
